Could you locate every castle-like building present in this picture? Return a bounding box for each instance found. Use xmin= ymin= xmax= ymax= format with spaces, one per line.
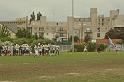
xmin=0 ymin=8 xmax=124 ymax=42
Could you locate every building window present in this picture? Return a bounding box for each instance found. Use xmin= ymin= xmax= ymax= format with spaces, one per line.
xmin=60 ymin=33 xmax=63 ymax=37
xmin=98 ymin=23 xmax=100 ymax=26
xmin=39 ymin=27 xmax=44 ymax=31
xmin=57 ymin=22 xmax=58 ymax=26
xmin=97 ymin=33 xmax=100 ymax=37
xmin=60 ymin=27 xmax=64 ymax=31
xmin=27 ymin=27 xmax=32 ymax=33
xmin=97 ymin=28 xmax=100 ymax=32
xmin=79 ymin=18 xmax=81 ymax=21
xmin=102 ymin=23 xmax=104 ymax=26
xmin=39 ymin=32 xmax=44 ymax=38
xmin=46 ymin=27 xmax=49 ymax=30
xmin=102 ymin=19 xmax=104 ymax=22
xmin=99 ymin=19 xmax=100 ymax=22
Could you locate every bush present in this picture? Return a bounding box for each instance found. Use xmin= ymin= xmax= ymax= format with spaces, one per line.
xmin=97 ymin=44 xmax=107 ymax=51
xmin=74 ymin=45 xmax=84 ymax=52
xmin=0 ymin=37 xmax=13 ymax=42
xmin=12 ymin=38 xmax=28 ymax=45
xmin=87 ymin=42 xmax=97 ymax=52
xmin=117 ymin=40 xmax=124 ymax=44
xmin=74 ymin=42 xmax=97 ymax=52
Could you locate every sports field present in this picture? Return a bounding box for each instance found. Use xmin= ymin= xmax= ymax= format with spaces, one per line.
xmin=0 ymin=52 xmax=124 ymax=82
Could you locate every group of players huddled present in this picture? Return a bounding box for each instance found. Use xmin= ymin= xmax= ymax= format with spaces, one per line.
xmin=0 ymin=43 xmax=60 ymax=56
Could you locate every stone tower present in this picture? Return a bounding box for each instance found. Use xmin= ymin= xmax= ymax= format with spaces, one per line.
xmin=90 ymin=8 xmax=98 ymax=27
xmin=109 ymin=9 xmax=119 ymax=28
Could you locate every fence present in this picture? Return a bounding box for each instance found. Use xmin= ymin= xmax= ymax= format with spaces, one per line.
xmin=106 ymin=44 xmax=124 ymax=51
xmin=59 ymin=45 xmax=72 ymax=52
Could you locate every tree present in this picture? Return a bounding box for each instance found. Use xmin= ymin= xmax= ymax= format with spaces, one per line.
xmin=0 ymin=25 xmax=10 ymax=37
xmin=105 ymin=28 xmax=124 ymax=40
xmin=87 ymin=42 xmax=96 ymax=52
xmin=74 ymin=36 xmax=80 ymax=42
xmin=69 ymin=36 xmax=80 ymax=42
xmin=97 ymin=44 xmax=107 ymax=51
xmin=12 ymin=38 xmax=28 ymax=45
xmin=84 ymin=34 xmax=91 ymax=43
xmin=16 ymin=28 xmax=32 ymax=38
xmin=117 ymin=40 xmax=124 ymax=45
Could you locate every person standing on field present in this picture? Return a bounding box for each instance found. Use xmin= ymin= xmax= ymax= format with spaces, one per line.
xmin=34 ymin=45 xmax=39 ymax=57
xmin=83 ymin=45 xmax=88 ymax=55
xmin=84 ymin=45 xmax=87 ymax=52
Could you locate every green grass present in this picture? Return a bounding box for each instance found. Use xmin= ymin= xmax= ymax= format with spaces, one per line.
xmin=0 ymin=52 xmax=124 ymax=82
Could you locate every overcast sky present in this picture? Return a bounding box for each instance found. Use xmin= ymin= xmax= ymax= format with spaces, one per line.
xmin=0 ymin=0 xmax=123 ymax=21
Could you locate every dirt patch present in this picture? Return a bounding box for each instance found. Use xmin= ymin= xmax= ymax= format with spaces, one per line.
xmin=105 ymin=69 xmax=113 ymax=71
xmin=23 ymin=63 xmax=31 ymax=65
xmin=66 ymin=72 xmax=80 ymax=76
xmin=0 ymin=81 xmax=15 ymax=82
xmin=0 ymin=64 xmax=3 ymax=66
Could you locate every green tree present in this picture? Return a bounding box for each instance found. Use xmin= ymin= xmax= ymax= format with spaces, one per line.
xmin=117 ymin=40 xmax=124 ymax=45
xmin=16 ymin=28 xmax=32 ymax=38
xmin=0 ymin=25 xmax=10 ymax=37
xmin=97 ymin=44 xmax=107 ymax=51
xmin=0 ymin=37 xmax=13 ymax=42
xmin=105 ymin=28 xmax=124 ymax=40
xmin=69 ymin=36 xmax=80 ymax=42
xmin=74 ymin=44 xmax=84 ymax=52
xmin=87 ymin=42 xmax=96 ymax=52
xmin=84 ymin=34 xmax=91 ymax=43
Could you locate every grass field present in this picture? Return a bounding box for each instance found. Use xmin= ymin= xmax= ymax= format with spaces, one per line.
xmin=0 ymin=52 xmax=124 ymax=82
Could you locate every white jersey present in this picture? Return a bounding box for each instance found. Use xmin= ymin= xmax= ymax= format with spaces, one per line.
xmin=84 ymin=46 xmax=87 ymax=52
xmin=34 ymin=46 xmax=39 ymax=55
xmin=35 ymin=50 xmax=39 ymax=55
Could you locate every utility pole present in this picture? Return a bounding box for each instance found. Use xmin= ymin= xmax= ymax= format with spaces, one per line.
xmin=72 ymin=0 xmax=74 ymax=52
xmin=26 ymin=16 xmax=28 ymax=28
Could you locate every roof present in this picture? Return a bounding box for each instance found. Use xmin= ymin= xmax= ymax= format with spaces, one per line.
xmin=96 ymin=39 xmax=121 ymax=45
xmin=0 ymin=22 xmax=18 ymax=33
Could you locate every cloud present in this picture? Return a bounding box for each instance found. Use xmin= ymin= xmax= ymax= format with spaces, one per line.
xmin=0 ymin=0 xmax=124 ymax=21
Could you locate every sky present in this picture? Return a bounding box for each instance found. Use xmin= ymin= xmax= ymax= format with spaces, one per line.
xmin=0 ymin=0 xmax=123 ymax=21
